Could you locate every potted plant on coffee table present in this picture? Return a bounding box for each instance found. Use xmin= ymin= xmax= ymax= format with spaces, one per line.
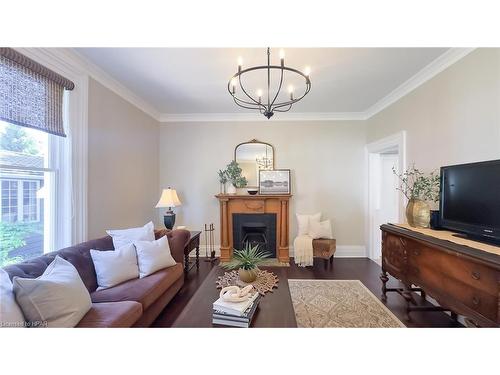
xmin=222 ymin=243 xmax=271 ymax=283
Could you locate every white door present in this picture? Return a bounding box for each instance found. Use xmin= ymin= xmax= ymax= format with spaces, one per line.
xmin=372 ymin=153 xmax=400 ymax=261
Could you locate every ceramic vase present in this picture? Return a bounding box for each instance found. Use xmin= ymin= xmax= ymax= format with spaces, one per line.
xmin=238 ymin=268 xmax=258 ymax=283
xmin=406 ymin=198 xmax=430 ymax=228
xmin=226 ymin=183 xmax=237 ymax=195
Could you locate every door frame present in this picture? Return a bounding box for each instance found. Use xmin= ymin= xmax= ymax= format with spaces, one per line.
xmin=365 ymin=131 xmax=407 ymax=260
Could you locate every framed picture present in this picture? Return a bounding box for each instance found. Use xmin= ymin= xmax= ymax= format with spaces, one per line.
xmin=259 ymin=169 xmax=291 ymax=195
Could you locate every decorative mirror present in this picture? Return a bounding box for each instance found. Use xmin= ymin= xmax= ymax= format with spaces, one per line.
xmin=234 ymin=139 xmax=274 ymax=187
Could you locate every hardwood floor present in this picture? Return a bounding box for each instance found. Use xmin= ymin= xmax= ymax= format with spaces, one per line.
xmin=152 ymin=257 xmax=462 ymax=328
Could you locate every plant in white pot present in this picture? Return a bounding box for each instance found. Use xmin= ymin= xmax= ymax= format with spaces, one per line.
xmin=222 ymin=243 xmax=271 ymax=283
xmin=393 ymin=166 xmax=440 ymax=228
xmin=224 ymin=160 xmax=248 ymax=194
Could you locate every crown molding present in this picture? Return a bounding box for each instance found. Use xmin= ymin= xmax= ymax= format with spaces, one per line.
xmin=69 ymin=49 xmax=162 ymax=121
xmin=364 ymin=48 xmax=475 ymax=119
xmin=159 ymin=111 xmax=368 ymax=123
xmin=21 ymin=48 xmax=162 ymax=121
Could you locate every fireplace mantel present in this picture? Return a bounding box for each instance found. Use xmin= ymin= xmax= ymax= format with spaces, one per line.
xmin=215 ymin=194 xmax=291 ymax=262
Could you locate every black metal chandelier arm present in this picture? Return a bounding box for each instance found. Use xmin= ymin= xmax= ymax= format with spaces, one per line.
xmin=237 ymin=73 xmax=263 ymax=107
xmin=269 ymin=66 xmax=284 ymax=108
xmin=233 ymin=97 xmax=265 ymax=111
xmin=271 ymin=82 xmax=311 ymax=110
xmin=273 ymin=104 xmax=293 ymax=113
xmin=231 ymin=93 xmax=265 ymax=108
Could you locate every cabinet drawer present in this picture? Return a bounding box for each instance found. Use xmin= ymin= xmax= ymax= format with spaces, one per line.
xmin=407 ymin=245 xmax=498 ymax=321
xmin=408 ymin=242 xmax=498 ymax=295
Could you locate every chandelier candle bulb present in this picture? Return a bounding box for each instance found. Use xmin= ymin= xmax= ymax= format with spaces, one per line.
xmin=279 ymin=49 xmax=285 ymax=66
xmin=237 ymin=56 xmax=243 ymax=72
xmin=304 ymin=66 xmax=311 ymax=77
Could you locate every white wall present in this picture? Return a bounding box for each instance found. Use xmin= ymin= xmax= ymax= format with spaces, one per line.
xmin=87 ymin=78 xmax=160 ymax=238
xmin=367 ymin=48 xmax=500 ymax=171
xmin=159 ymin=121 xmax=367 ymax=248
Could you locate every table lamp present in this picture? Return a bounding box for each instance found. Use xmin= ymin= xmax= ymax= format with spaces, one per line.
xmin=156 ymin=187 xmax=182 ymax=229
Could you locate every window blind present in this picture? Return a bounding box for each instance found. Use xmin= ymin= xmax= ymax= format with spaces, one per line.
xmin=0 ymin=48 xmax=74 ymax=137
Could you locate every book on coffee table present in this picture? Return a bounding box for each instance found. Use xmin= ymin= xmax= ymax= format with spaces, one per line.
xmin=212 ymin=291 xmax=259 ymax=316
xmin=212 ymin=295 xmax=261 ymax=328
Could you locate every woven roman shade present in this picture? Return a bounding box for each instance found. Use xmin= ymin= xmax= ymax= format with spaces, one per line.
xmin=0 ymin=48 xmax=75 ymax=137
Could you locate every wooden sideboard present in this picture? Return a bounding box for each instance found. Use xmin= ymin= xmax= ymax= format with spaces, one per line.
xmin=380 ymin=224 xmax=500 ymax=327
xmin=216 ymin=194 xmax=291 ymax=263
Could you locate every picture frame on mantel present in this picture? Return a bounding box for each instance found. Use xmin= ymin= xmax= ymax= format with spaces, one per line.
xmin=258 ymin=169 xmax=291 ymax=195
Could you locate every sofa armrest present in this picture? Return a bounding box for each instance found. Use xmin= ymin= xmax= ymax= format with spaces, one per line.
xmin=155 ymin=229 xmax=190 ymax=264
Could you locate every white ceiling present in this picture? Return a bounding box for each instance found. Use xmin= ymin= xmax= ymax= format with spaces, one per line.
xmin=75 ymin=47 xmax=450 ymax=117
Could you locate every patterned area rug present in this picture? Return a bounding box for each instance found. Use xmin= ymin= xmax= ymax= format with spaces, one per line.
xmin=288 ymin=280 xmax=405 ymax=328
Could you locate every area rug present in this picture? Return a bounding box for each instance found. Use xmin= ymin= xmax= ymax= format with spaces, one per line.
xmin=288 ymin=280 xmax=405 ymax=328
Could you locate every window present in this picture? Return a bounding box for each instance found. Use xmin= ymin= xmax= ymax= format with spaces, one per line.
xmin=0 ymin=48 xmax=85 ymax=268
xmin=0 ymin=121 xmax=52 ymax=266
xmin=1 ymin=180 xmax=18 ymax=222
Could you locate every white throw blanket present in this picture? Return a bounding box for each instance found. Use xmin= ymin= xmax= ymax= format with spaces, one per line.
xmin=294 ymin=235 xmax=313 ymax=267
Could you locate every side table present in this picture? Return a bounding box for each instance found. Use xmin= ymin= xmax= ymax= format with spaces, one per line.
xmin=183 ymin=231 xmax=201 ymax=274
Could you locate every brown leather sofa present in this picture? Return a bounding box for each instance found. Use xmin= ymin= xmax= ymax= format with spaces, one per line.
xmin=2 ymin=229 xmax=190 ymax=327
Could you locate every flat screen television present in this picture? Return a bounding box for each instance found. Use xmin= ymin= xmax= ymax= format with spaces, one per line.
xmin=440 ymin=159 xmax=500 ymax=245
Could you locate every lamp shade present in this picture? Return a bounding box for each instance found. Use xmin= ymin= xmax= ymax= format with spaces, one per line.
xmin=155 ymin=188 xmax=182 ymax=208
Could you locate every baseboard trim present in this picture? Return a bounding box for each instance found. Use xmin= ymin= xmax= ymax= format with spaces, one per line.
xmin=190 ymin=245 xmax=367 ymax=258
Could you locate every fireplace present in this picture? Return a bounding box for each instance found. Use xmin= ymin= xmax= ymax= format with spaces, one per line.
xmin=232 ymin=213 xmax=277 ymax=257
xmin=216 ymin=194 xmax=291 ymax=262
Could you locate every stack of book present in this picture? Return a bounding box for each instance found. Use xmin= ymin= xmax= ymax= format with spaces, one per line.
xmin=212 ymin=292 xmax=261 ymax=328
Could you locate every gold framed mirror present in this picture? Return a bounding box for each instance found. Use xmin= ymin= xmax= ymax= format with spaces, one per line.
xmin=234 ymin=139 xmax=275 ymax=188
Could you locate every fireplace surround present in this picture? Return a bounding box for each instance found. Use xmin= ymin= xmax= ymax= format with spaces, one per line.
xmin=216 ymin=194 xmax=291 ymax=262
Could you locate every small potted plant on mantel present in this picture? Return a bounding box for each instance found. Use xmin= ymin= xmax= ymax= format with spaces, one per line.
xmin=223 ymin=160 xmax=248 ymax=194
xmin=222 ymin=243 xmax=271 ymax=283
xmin=393 ymin=166 xmax=440 ymax=228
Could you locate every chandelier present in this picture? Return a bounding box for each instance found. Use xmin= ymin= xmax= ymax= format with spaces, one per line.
xmin=228 ymin=47 xmax=311 ymax=119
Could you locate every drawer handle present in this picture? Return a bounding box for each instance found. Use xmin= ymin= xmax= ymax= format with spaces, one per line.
xmin=471 ymin=271 xmax=480 ymax=280
xmin=472 ymin=296 xmax=480 ymax=305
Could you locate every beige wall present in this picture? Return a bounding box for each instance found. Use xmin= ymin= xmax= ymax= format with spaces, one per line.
xmin=87 ymin=78 xmax=160 ymax=238
xmin=159 ymin=121 xmax=367 ymax=247
xmin=367 ymin=48 xmax=500 ymax=171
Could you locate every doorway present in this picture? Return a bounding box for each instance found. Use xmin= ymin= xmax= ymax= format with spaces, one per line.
xmin=366 ymin=131 xmax=406 ymax=262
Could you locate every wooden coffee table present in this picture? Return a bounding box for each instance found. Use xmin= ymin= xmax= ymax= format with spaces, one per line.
xmin=173 ymin=266 xmax=297 ymax=327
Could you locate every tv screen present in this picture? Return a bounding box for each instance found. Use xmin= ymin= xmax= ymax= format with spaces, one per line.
xmin=440 ymin=159 xmax=500 ymax=243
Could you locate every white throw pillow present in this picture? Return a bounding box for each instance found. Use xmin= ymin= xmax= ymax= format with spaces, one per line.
xmin=309 ymin=220 xmax=333 ymax=239
xmin=12 ymin=256 xmax=92 ymax=328
xmin=134 ymin=236 xmax=176 ymax=278
xmin=0 ymin=269 xmax=25 ymax=328
xmin=106 ymin=221 xmax=155 ymax=249
xmin=90 ymin=243 xmax=139 ymax=290
xmin=296 ymin=212 xmax=321 ymax=236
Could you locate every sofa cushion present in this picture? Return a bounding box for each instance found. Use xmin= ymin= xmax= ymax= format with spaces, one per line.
xmin=76 ymin=301 xmax=143 ymax=328
xmin=90 ymin=244 xmax=139 ymax=290
xmin=90 ymin=263 xmax=183 ymax=310
xmin=134 ymin=236 xmax=177 ymax=278
xmin=107 ymin=221 xmax=155 ymax=249
xmin=0 ymin=269 xmax=25 ymax=328
xmin=13 ymin=256 xmax=92 ymax=328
